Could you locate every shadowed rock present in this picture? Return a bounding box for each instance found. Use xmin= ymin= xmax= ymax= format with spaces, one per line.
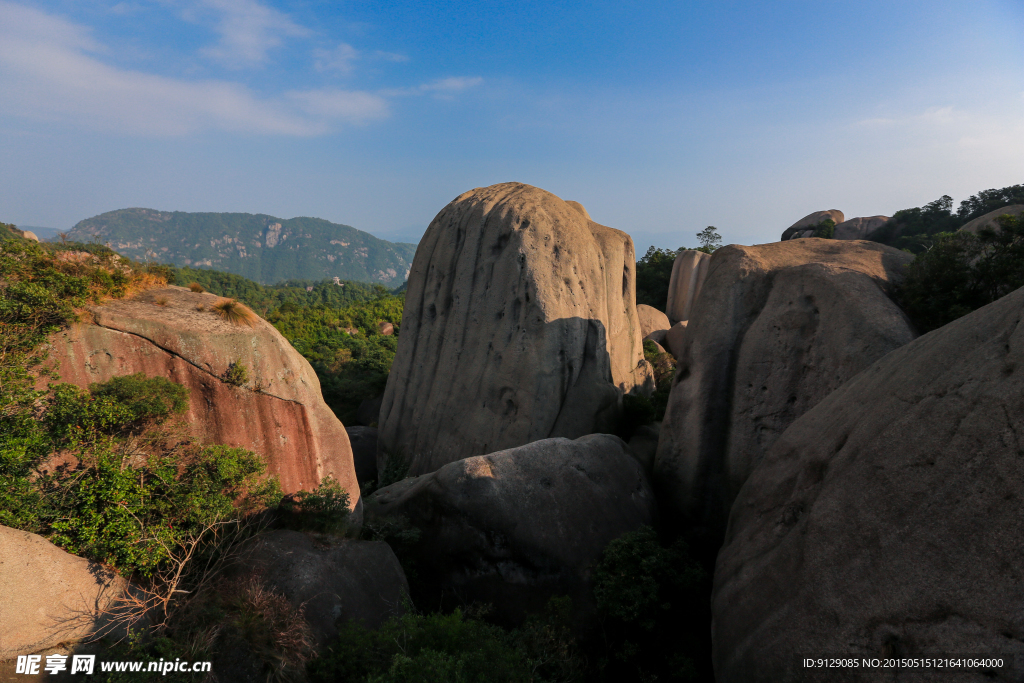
xmin=780 ymin=210 xmax=845 ymax=241
xmin=958 ymin=204 xmax=1024 ymax=234
xmin=654 ymin=239 xmax=915 ymax=541
xmin=637 ymin=304 xmax=671 ymax=339
xmin=47 ymin=286 xmax=361 ymax=519
xmin=665 ymin=250 xmax=710 ymax=324
xmin=365 ymin=434 xmax=655 ymax=625
xmin=378 ymin=182 xmax=653 ymax=476
xmin=833 ymin=215 xmax=890 ymax=240
xmin=712 ymin=285 xmax=1024 ymax=683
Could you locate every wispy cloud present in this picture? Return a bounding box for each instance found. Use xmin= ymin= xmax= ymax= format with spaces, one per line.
xmin=381 ymin=76 xmax=483 ymax=98
xmin=314 ymin=43 xmax=359 ymax=73
xmin=0 ymin=1 xmax=387 ymax=135
xmin=190 ymin=0 xmax=309 ymax=67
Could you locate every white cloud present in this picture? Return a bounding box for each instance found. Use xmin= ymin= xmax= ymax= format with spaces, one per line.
xmin=0 ymin=1 xmax=388 ymax=135
xmin=381 ymin=76 xmax=483 ymax=98
xmin=192 ymin=0 xmax=309 ymax=67
xmin=314 ymin=43 xmax=359 ymax=73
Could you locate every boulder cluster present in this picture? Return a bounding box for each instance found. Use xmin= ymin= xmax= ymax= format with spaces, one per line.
xmin=10 ymin=185 xmax=1024 ymax=681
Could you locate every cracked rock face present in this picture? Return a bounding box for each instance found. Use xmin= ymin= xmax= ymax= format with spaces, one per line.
xmin=46 ymin=286 xmax=360 ymax=518
xmin=712 ymin=285 xmax=1024 ymax=683
xmin=378 ymin=182 xmax=653 ymax=476
xmin=365 ymin=434 xmax=655 ymax=625
xmin=654 ymin=239 xmax=915 ymax=541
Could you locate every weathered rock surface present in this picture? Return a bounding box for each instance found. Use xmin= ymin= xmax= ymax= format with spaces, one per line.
xmin=378 ymin=182 xmax=653 ymax=475
xmin=239 ymin=530 xmax=408 ymax=645
xmin=654 ymin=239 xmax=915 ymax=540
xmin=47 ymin=286 xmax=360 ymax=518
xmin=0 ymin=526 xmax=127 ymax=658
xmin=356 ymin=395 xmax=384 ymax=427
xmin=663 ymin=320 xmax=688 ymax=358
xmin=958 ymin=204 xmax=1024 ymax=234
xmin=833 ymin=215 xmax=890 ymax=240
xmin=346 ymin=426 xmax=378 ymax=485
xmin=665 ymin=250 xmax=711 ymax=324
xmin=627 ymin=423 xmax=660 ymax=473
xmin=565 ymin=201 xmax=591 ymax=220
xmin=637 ymin=304 xmax=671 ymax=340
xmin=365 ymin=434 xmax=656 ymax=624
xmin=780 ymin=210 xmax=845 ymax=241
xmin=712 ymin=285 xmax=1024 ymax=683
xmin=377 ymin=321 xmax=394 ymax=336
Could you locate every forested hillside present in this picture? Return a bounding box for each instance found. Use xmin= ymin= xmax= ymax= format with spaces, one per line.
xmin=67 ymin=208 xmax=418 ymax=286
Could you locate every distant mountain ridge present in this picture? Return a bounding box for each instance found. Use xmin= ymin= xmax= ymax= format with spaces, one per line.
xmin=67 ymin=208 xmax=418 ymax=285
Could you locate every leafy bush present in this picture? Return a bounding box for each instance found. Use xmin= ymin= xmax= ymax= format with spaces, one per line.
xmin=897 ymin=214 xmax=1024 ymax=332
xmin=811 ymin=218 xmax=835 ymax=239
xmin=223 ymin=361 xmax=250 ymax=387
xmin=279 ymin=476 xmax=351 ymax=534
xmin=644 ymin=339 xmax=677 ymax=421
xmin=591 ymin=526 xmax=710 ymax=681
xmin=635 ymin=246 xmax=680 ymax=310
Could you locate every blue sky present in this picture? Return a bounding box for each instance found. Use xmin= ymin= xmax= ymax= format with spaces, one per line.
xmin=1 ymin=0 xmax=1022 ymax=255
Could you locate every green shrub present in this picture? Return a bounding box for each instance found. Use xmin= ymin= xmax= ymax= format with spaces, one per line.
xmin=592 ymin=526 xmax=710 ymax=681
xmin=223 ymin=361 xmax=249 ymax=387
xmin=643 ymin=340 xmax=677 ymax=421
xmin=897 ymin=214 xmax=1024 ymax=332
xmin=811 ymin=218 xmax=835 ymax=239
xmin=280 ymin=476 xmax=351 ymax=535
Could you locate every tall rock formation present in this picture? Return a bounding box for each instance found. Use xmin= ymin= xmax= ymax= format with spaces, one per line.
xmin=958 ymin=204 xmax=1024 ymax=234
xmin=48 ymin=286 xmax=361 ymax=519
xmin=654 ymin=239 xmax=915 ymax=541
xmin=377 ymin=183 xmax=653 ymax=475
xmin=780 ymin=210 xmax=845 ymax=240
xmin=713 ymin=285 xmax=1024 ymax=683
xmin=665 ymin=250 xmax=711 ymax=324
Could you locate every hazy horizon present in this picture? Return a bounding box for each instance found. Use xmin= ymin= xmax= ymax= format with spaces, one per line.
xmin=2 ymin=0 xmax=1022 ymax=256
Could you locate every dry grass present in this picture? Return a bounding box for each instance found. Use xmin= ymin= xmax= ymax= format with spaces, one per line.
xmin=212 ymin=299 xmax=258 ymax=327
xmin=154 ymin=296 xmax=169 ymax=306
xmin=188 ymin=282 xmax=205 ymax=293
xmin=196 ymin=304 xmax=205 ymax=312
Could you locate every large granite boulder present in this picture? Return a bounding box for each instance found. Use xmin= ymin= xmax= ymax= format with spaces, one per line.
xmin=958 ymin=204 xmax=1024 ymax=234
xmin=637 ymin=304 xmax=671 ymax=339
xmin=346 ymin=426 xmax=378 ymax=485
xmin=654 ymin=239 xmax=915 ymax=540
xmin=0 ymin=526 xmax=127 ymax=658
xmin=712 ymin=285 xmax=1024 ymax=683
xmin=239 ymin=531 xmax=408 ymax=645
xmin=780 ymin=210 xmax=845 ymax=241
xmin=665 ymin=250 xmax=710 ymax=324
xmin=365 ymin=434 xmax=656 ymax=624
xmin=833 ymin=215 xmax=890 ymax=240
xmin=47 ymin=286 xmax=360 ymax=519
xmin=377 ymin=182 xmax=653 ymax=476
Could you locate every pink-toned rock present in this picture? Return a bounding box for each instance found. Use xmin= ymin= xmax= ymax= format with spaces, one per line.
xmin=0 ymin=525 xmax=127 ymax=658
xmin=377 ymin=321 xmax=394 ymax=336
xmin=780 ymin=210 xmax=845 ymax=241
xmin=46 ymin=286 xmax=360 ymax=518
xmin=665 ymin=250 xmax=711 ymax=324
xmin=833 ymin=215 xmax=890 ymax=240
xmin=636 ymin=304 xmax=671 ymax=339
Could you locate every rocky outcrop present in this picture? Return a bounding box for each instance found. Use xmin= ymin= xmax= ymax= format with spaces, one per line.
xmin=958 ymin=204 xmax=1024 ymax=234
xmin=712 ymin=285 xmax=1024 ymax=683
xmin=377 ymin=182 xmax=653 ymax=475
xmin=365 ymin=434 xmax=656 ymax=624
xmin=654 ymin=239 xmax=915 ymax=541
xmin=239 ymin=531 xmax=408 ymax=645
xmin=47 ymin=286 xmax=361 ymax=519
xmin=665 ymin=250 xmax=710 ymax=324
xmin=0 ymin=526 xmax=127 ymax=658
xmin=833 ymin=215 xmax=890 ymax=240
xmin=637 ymin=304 xmax=671 ymax=340
xmin=780 ymin=210 xmax=845 ymax=241
xmin=663 ymin=320 xmax=688 ymax=358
